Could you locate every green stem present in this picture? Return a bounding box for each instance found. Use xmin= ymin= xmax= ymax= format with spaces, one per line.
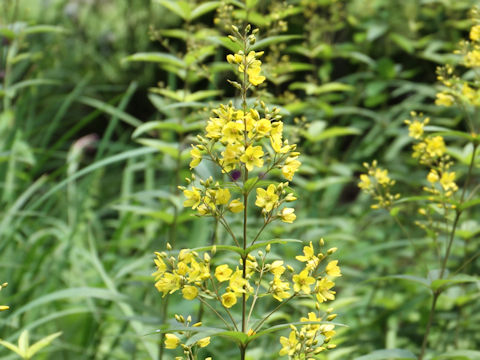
xmin=419 ymin=143 xmax=477 ymax=358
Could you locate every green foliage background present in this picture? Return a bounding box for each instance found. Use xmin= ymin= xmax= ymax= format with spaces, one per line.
xmin=0 ymin=0 xmax=479 ymax=359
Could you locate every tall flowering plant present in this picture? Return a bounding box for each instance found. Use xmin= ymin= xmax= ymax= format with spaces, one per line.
xmin=358 ymin=11 xmax=480 ymax=359
xmin=152 ymin=26 xmax=341 ymax=360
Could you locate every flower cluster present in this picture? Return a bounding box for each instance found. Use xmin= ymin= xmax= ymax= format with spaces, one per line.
xmin=405 ymin=112 xmax=458 ymax=204
xmin=163 ymin=315 xmax=212 ymax=360
xmin=0 ymin=282 xmax=8 ymax=312
xmin=358 ymin=160 xmax=399 ymax=209
xmin=435 ymin=16 xmax=480 ymax=113
xmin=280 ymin=311 xmax=337 ymax=358
xmin=153 ymin=25 xmax=341 ymax=359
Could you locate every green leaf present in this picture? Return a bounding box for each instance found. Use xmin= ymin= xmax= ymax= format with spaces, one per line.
xmin=389 ymin=33 xmax=415 ymax=54
xmin=18 ymin=331 xmax=29 ymax=356
xmin=248 ymin=321 xmax=345 ymax=344
xmin=155 ymin=0 xmax=190 ymax=20
xmin=136 ymin=139 xmax=179 ymax=157
xmin=27 ymin=332 xmax=62 ymax=358
xmin=155 ymin=325 xmax=248 ymax=345
xmin=289 ymin=82 xmax=354 ymax=95
xmin=77 ymin=96 xmax=142 ymax=127
xmin=23 ymin=25 xmax=67 ymax=35
xmin=123 ymin=52 xmax=186 ymax=68
xmin=208 ymin=36 xmax=242 ymax=53
xmin=368 ymin=275 xmax=431 ymax=288
xmin=11 ymin=288 xmax=128 ymax=317
xmin=185 ymin=90 xmax=222 ymax=102
xmin=246 ymin=239 xmax=303 ymax=254
xmin=460 ymin=198 xmax=480 ymax=211
xmin=192 ymin=245 xmax=245 ymax=256
xmin=433 ymin=350 xmax=480 ymax=359
xmin=431 ymin=274 xmax=479 ymax=291
xmin=243 ymin=176 xmax=259 ymax=192
xmin=251 ymin=35 xmax=303 ymax=51
xmin=355 ymin=349 xmax=417 ymax=360
xmin=190 ymin=1 xmax=221 ymax=20
xmin=0 ymin=339 xmax=22 ymax=357
xmin=303 ymin=126 xmax=361 ymax=142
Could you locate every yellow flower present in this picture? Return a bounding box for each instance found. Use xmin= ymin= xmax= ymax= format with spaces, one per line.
xmin=465 ymin=49 xmax=480 ymax=67
xmin=196 ymin=337 xmax=211 ymax=348
xmin=247 ymin=62 xmax=266 ymax=86
xmin=271 ymin=277 xmax=290 ymax=301
xmin=270 ymin=122 xmax=283 ymax=152
xmin=214 ymin=188 xmax=231 ymax=205
xmin=255 ymin=184 xmax=279 ymax=212
xmin=270 ymin=260 xmax=285 ymax=277
xmin=240 ymin=145 xmax=264 ymax=171
xmin=237 ymin=51 xmax=266 ymax=86
xmin=279 ymin=330 xmax=298 ymax=356
xmin=183 ymin=187 xmax=201 ymax=209
xmin=165 ymin=333 xmax=180 ymax=349
xmin=427 ymin=170 xmax=439 ymax=184
xmin=435 ymin=92 xmax=454 ymax=107
xmin=374 ymin=168 xmax=390 ymax=185
xmin=425 ymin=136 xmax=446 ymax=158
xmin=221 ymin=121 xmax=244 ymax=144
xmin=155 ymin=272 xmax=181 ymax=297
xmin=470 ymin=24 xmax=480 ymax=41
xmin=292 ymin=269 xmax=315 ymax=294
xmin=282 ymin=157 xmax=301 ymax=181
xmin=215 ymin=264 xmax=233 ymax=282
xmin=220 ymin=143 xmax=242 ymax=172
xmin=440 ymin=172 xmax=458 ymax=192
xmin=280 ymin=207 xmax=296 ymax=223
xmin=182 ymin=285 xmax=198 ymax=300
xmin=408 ymin=120 xmax=424 ymax=139
xmin=189 ymin=146 xmax=202 ymax=169
xmin=295 ymin=241 xmax=319 ymax=269
xmin=221 ymin=292 xmax=237 ymax=308
xmin=255 ymin=118 xmax=272 ymax=137
xmin=228 ymin=199 xmax=244 ymax=213
xmin=300 ymin=312 xmax=321 ymax=334
xmin=315 ymin=278 xmax=336 ymax=303
xmin=229 ymin=269 xmax=249 ymax=293
xmin=325 ymin=260 xmax=341 ymax=277
xmin=152 ymin=254 xmax=167 ymax=280
xmin=358 ymin=174 xmax=371 ymax=190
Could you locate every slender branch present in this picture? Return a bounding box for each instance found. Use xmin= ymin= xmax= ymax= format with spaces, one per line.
xmin=208 ymin=276 xmax=239 ymax=331
xmin=197 ymin=297 xmax=232 ymax=330
xmin=419 ymin=141 xmax=477 ymax=358
xmin=252 ymin=294 xmax=296 ymax=333
xmin=419 ymin=291 xmax=440 ymax=360
xmin=246 ymin=252 xmax=267 ymax=326
xmin=218 ymin=216 xmax=240 ymax=247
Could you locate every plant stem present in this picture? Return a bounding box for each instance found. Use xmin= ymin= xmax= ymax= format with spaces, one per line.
xmin=419 ymin=142 xmax=477 ymax=358
xmin=419 ymin=290 xmax=439 ymax=360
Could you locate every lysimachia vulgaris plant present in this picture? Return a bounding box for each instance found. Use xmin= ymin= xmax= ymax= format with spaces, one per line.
xmin=152 ymin=26 xmax=342 ymax=360
xmin=358 ymin=11 xmax=479 ymax=359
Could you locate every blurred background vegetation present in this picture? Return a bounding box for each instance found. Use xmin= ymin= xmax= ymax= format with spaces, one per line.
xmin=1 ymin=0 xmax=479 ymax=359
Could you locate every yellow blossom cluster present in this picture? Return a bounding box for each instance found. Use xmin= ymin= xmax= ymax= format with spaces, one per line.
xmin=358 ymin=160 xmax=399 ymax=209
xmin=279 ymin=311 xmax=337 ymax=358
xmin=163 ymin=315 xmax=212 ymax=360
xmin=153 ymin=25 xmax=341 ymax=360
xmin=435 ymin=19 xmax=480 ymax=109
xmin=405 ymin=113 xmax=458 ymax=205
xmin=0 ymin=282 xmax=8 ymax=312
